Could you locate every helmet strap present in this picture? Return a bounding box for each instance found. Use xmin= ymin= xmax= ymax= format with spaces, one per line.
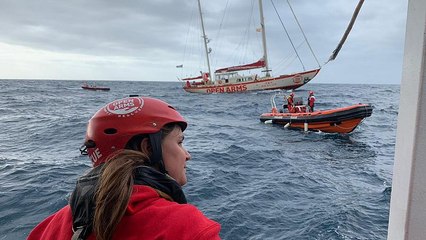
xmin=149 ymin=131 xmax=167 ymax=174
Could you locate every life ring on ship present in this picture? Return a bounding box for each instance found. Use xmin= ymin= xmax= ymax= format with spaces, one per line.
xmin=218 ymin=80 xmax=223 ymax=84
xmin=293 ymin=74 xmax=302 ymax=83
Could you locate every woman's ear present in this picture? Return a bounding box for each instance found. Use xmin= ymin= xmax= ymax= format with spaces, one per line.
xmin=140 ymin=138 xmax=152 ymax=156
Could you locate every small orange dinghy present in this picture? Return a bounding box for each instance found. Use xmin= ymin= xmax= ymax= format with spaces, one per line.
xmin=259 ymin=93 xmax=373 ymax=133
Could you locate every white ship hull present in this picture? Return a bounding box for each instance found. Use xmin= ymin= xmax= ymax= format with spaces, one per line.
xmin=183 ymin=68 xmax=320 ymax=94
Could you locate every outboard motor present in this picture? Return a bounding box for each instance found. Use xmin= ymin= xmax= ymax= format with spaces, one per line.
xmin=293 ymin=96 xmax=304 ymax=106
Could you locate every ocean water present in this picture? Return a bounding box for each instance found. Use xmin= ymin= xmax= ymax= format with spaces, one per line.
xmin=0 ymin=79 xmax=399 ymax=240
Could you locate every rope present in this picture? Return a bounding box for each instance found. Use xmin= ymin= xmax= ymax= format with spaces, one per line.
xmin=286 ymin=0 xmax=321 ymax=68
xmin=212 ymin=0 xmax=230 ymax=66
xmin=325 ymin=0 xmax=365 ymax=64
xmin=270 ymin=0 xmax=305 ymax=71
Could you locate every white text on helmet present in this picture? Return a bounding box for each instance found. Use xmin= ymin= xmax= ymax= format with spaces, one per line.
xmin=113 ymin=99 xmax=135 ymax=110
xmin=105 ymin=97 xmax=144 ymax=116
xmin=90 ymin=148 xmax=103 ymax=164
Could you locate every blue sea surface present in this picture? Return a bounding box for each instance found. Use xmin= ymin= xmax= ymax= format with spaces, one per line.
xmin=0 ymin=80 xmax=398 ymax=239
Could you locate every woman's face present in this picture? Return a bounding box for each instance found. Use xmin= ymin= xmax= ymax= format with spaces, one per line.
xmin=162 ymin=126 xmax=191 ymax=186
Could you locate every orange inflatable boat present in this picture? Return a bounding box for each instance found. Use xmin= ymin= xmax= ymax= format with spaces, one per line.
xmin=260 ymin=93 xmax=373 ymax=133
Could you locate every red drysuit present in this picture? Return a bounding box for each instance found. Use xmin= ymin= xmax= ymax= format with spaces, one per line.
xmin=28 ymin=185 xmax=221 ymax=240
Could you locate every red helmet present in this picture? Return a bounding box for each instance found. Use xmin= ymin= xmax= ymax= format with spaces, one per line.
xmin=82 ymin=96 xmax=187 ymax=167
xmin=290 ymin=92 xmax=295 ymax=97
xmin=309 ymin=91 xmax=314 ymax=95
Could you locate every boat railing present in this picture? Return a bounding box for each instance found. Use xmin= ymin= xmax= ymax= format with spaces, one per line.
xmin=270 ymin=92 xmax=287 ymax=113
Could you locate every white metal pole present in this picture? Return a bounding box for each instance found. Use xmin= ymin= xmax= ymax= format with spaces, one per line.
xmin=258 ymin=0 xmax=270 ymax=77
xmin=388 ymin=0 xmax=426 ymax=239
xmin=197 ymin=0 xmax=213 ymax=82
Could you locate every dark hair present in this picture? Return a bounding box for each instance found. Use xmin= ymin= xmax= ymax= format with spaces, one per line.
xmin=93 ymin=123 xmax=181 ymax=240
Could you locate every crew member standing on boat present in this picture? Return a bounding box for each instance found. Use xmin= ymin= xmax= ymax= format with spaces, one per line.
xmin=28 ymin=96 xmax=221 ymax=240
xmin=308 ymin=91 xmax=315 ymax=112
xmin=287 ymin=92 xmax=295 ymax=113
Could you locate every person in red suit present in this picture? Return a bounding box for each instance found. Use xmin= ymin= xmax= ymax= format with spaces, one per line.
xmin=28 ymin=96 xmax=221 ymax=240
xmin=287 ymin=92 xmax=295 ymax=113
xmin=308 ymin=91 xmax=316 ymax=112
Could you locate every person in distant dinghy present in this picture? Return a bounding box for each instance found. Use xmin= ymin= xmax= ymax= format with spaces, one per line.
xmin=307 ymin=91 xmax=316 ymax=112
xmin=28 ymin=96 xmax=221 ymax=240
xmin=287 ymin=92 xmax=295 ymax=113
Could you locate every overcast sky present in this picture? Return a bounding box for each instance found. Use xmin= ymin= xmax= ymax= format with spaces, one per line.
xmin=0 ymin=0 xmax=408 ymax=84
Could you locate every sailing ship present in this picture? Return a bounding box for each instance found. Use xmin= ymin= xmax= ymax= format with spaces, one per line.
xmin=179 ymin=0 xmax=364 ymax=94
xmin=180 ymin=0 xmax=321 ymax=94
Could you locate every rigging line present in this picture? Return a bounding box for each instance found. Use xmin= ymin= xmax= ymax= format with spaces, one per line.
xmin=234 ymin=0 xmax=254 ymax=64
xmin=181 ymin=1 xmax=198 ymax=76
xmin=228 ymin=0 xmax=256 ymax=65
xmin=275 ymin=54 xmax=298 ymax=74
xmin=242 ymin=0 xmax=256 ymax=63
xmin=194 ymin=8 xmax=204 ymax=73
xmin=182 ymin=2 xmax=194 ymax=66
xmin=250 ymin=0 xmax=263 ymax=61
xmin=270 ymin=0 xmax=305 ymax=71
xmin=286 ymin=0 xmax=321 ymax=68
xmin=273 ymin=40 xmax=305 ymax=72
xmin=186 ymin=0 xmax=204 ymax=74
xmin=212 ymin=0 xmax=230 ymax=67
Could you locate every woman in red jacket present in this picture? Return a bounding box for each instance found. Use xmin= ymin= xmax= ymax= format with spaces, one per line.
xmin=28 ymin=96 xmax=221 ymax=240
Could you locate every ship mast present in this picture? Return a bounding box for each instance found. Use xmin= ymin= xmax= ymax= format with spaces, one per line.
xmin=258 ymin=0 xmax=270 ymax=77
xmin=197 ymin=0 xmax=213 ymax=81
